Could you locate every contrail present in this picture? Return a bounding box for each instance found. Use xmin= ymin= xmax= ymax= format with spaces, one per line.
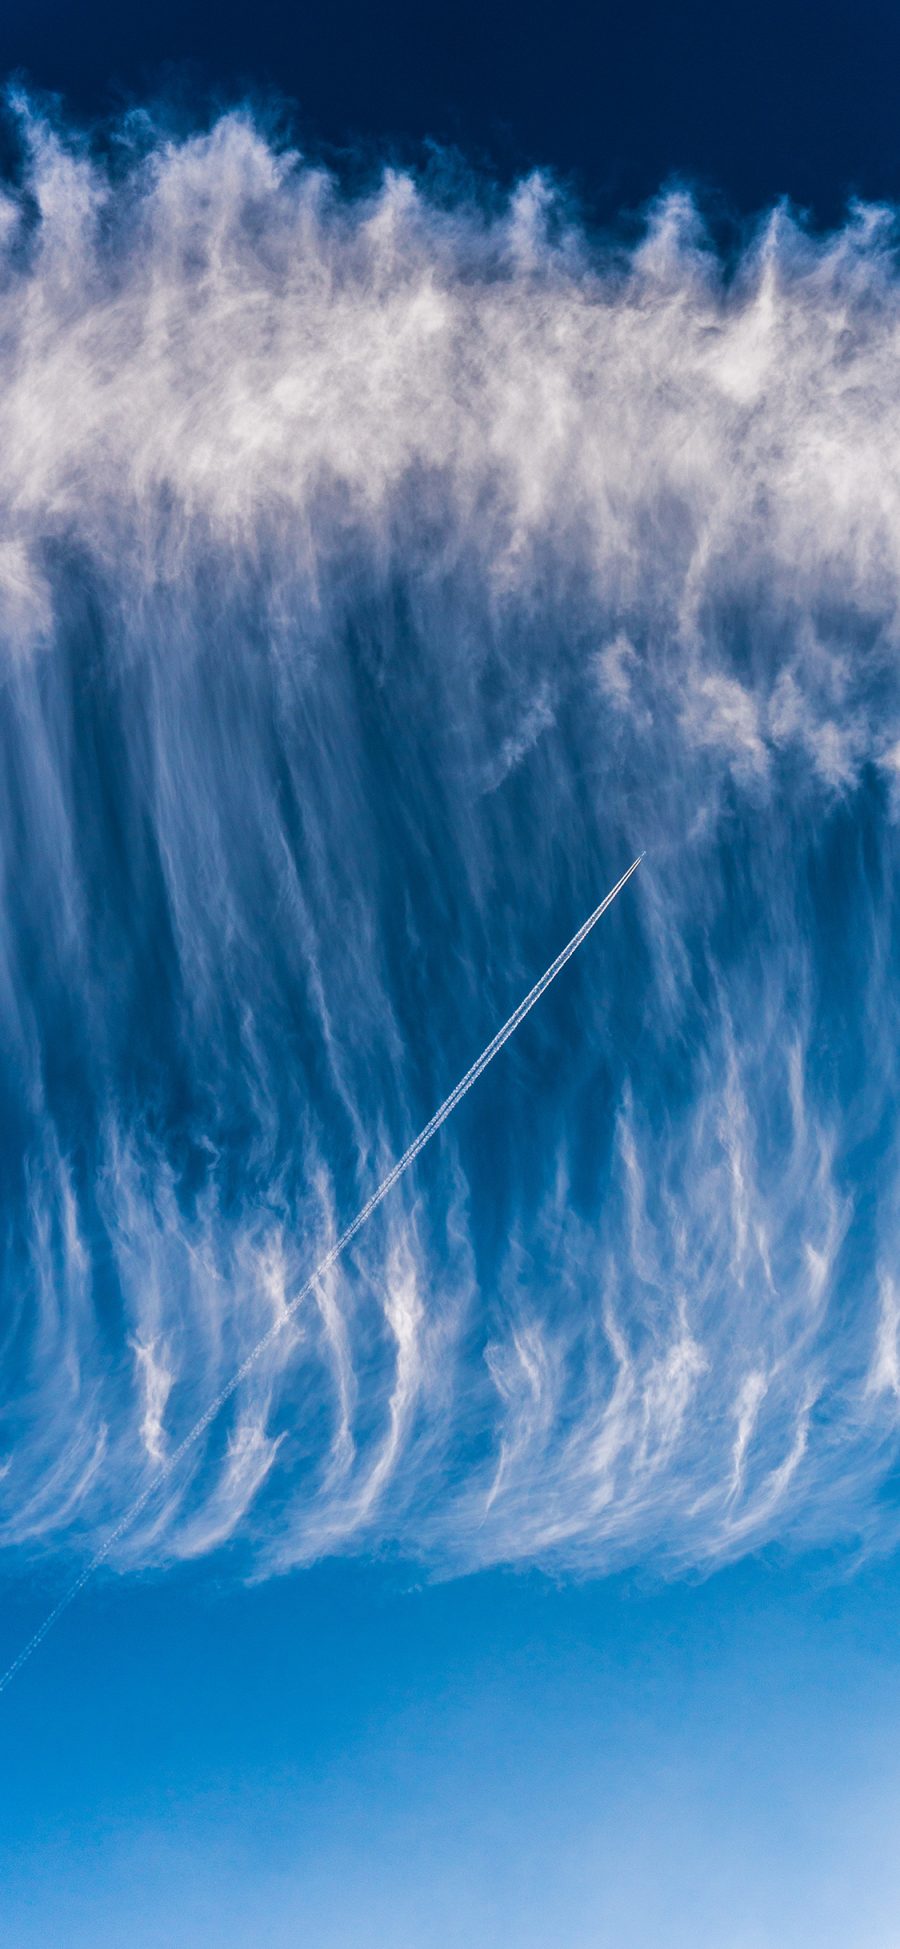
xmin=0 ymin=855 xmax=643 ymax=1697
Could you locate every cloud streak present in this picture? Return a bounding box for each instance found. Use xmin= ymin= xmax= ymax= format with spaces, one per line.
xmin=1 ymin=100 xmax=899 ymax=1598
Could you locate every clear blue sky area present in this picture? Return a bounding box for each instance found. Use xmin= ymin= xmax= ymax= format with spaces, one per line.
xmin=5 ymin=1553 xmax=900 ymax=1947
xmin=1 ymin=0 xmax=899 ymax=222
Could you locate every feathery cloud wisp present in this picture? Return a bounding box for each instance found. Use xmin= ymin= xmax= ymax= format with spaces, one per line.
xmin=1 ymin=103 xmax=899 ymax=1581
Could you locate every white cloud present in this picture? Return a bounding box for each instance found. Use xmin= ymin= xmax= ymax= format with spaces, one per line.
xmin=131 ymin=1337 xmax=173 ymax=1464
xmin=867 ymin=1274 xmax=900 ymax=1401
xmin=0 ymin=102 xmax=898 ymax=1585
xmin=681 ymin=673 xmax=769 ymax=781
xmin=592 ymin=634 xmax=640 ymax=714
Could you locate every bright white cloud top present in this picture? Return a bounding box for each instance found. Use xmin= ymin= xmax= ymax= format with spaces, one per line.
xmin=1 ymin=101 xmax=899 ymax=1584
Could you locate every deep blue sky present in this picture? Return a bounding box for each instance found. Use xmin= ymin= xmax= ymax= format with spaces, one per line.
xmin=2 ymin=5 xmax=900 ymax=1946
xmin=1 ymin=0 xmax=897 ymax=221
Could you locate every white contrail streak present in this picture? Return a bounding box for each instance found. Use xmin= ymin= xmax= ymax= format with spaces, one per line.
xmin=0 ymin=856 xmax=643 ymax=1697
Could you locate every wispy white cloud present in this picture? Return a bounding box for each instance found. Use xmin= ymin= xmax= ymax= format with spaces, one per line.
xmin=0 ymin=100 xmax=898 ymax=1584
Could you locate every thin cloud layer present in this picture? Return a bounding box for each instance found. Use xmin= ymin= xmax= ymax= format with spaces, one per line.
xmin=1 ymin=101 xmax=899 ymax=1580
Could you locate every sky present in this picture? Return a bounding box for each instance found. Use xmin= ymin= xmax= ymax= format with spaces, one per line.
xmin=1 ymin=4 xmax=900 ymax=1944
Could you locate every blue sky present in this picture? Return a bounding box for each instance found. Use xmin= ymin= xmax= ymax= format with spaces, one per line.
xmin=2 ymin=0 xmax=899 ymax=222
xmin=2 ymin=7 xmax=900 ymax=1944
xmin=5 ymin=1556 xmax=900 ymax=1946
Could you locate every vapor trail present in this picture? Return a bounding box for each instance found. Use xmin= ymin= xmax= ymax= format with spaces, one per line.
xmin=0 ymin=857 xmax=643 ymax=1697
